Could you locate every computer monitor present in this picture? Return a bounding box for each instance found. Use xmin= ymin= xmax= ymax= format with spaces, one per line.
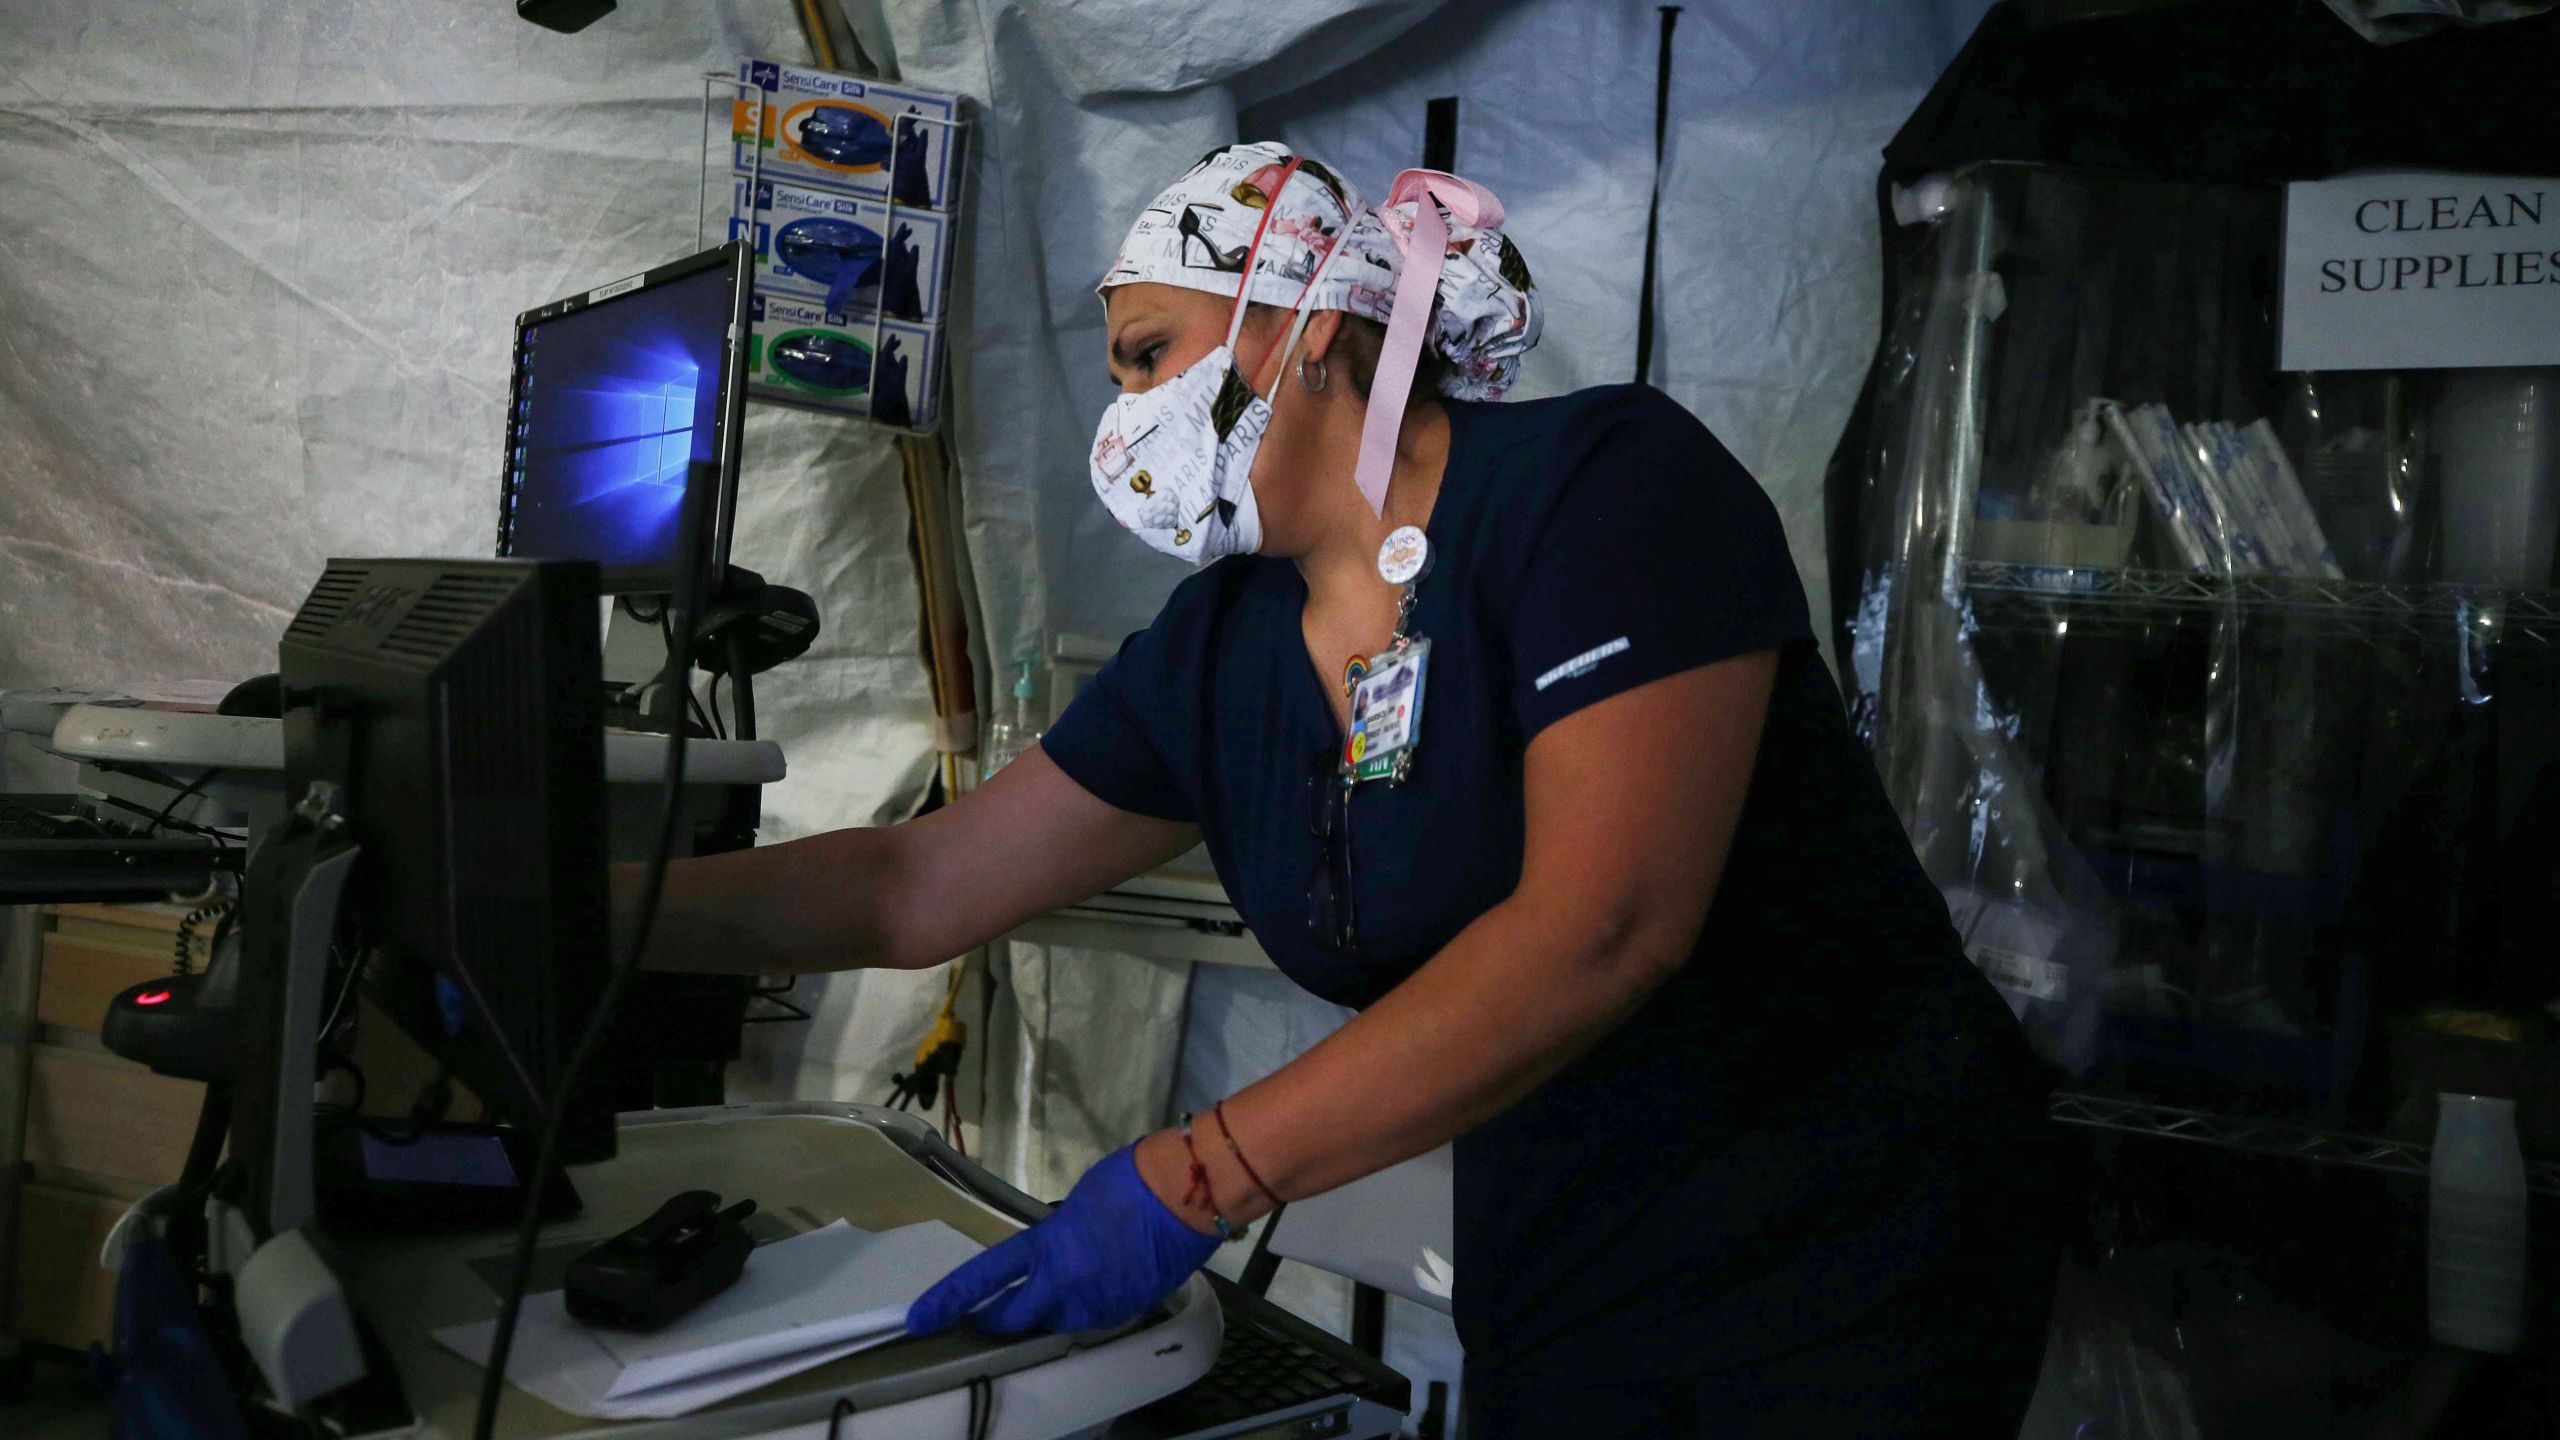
xmin=234 ymin=558 xmax=617 ymax=1235
xmin=497 ymin=243 xmax=750 ymax=596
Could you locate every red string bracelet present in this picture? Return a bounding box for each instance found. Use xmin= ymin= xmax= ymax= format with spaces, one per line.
xmin=1213 ymin=1100 xmax=1282 ymax=1209
xmin=1176 ymin=1114 xmax=1241 ymax=1241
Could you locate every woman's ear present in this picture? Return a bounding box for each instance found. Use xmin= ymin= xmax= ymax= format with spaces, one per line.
xmin=1298 ymin=309 xmax=1345 ymax=365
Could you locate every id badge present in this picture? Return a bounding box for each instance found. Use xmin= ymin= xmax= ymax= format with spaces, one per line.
xmin=1342 ymin=637 xmax=1431 ymax=784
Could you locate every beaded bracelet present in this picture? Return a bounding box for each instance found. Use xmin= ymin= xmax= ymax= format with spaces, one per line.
xmin=1176 ymin=1113 xmax=1250 ymax=1243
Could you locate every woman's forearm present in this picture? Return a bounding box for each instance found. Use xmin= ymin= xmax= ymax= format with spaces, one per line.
xmin=625 ymin=825 xmax=918 ymax=975
xmin=623 ymin=748 xmax=1203 ymax=978
xmin=1136 ymin=893 xmax=1690 ymax=1226
xmin=1137 ymin=660 xmax=1770 ymax=1232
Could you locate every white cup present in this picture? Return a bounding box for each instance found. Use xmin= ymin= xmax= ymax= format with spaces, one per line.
xmin=2435 ymin=369 xmax=2560 ymax=588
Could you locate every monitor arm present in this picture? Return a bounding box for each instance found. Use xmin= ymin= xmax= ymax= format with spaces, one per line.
xmin=99 ymin=781 xmax=372 ymax=1413
xmin=606 ymin=566 xmax=819 ymax=742
xmin=689 ymin=564 xmax=820 ymax=745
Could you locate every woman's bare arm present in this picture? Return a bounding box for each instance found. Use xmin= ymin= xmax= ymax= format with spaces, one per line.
xmin=630 ymin=746 xmax=1198 ymax=974
xmin=1135 ymin=652 xmax=1776 ymax=1225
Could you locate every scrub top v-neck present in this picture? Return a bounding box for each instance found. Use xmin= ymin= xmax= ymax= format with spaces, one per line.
xmin=1041 ymin=383 xmax=2047 ymax=1383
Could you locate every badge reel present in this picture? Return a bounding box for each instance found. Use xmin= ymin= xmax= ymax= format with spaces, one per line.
xmin=1343 ymin=526 xmax=1433 ymax=787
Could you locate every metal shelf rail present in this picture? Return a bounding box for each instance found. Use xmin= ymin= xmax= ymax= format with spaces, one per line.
xmin=1966 ymin=562 xmax=2560 ymax=647
xmin=2050 ymin=1090 xmax=2560 ymax=1197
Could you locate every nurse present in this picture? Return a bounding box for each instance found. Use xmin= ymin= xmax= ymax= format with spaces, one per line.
xmin=642 ymin=142 xmax=2061 ymax=1435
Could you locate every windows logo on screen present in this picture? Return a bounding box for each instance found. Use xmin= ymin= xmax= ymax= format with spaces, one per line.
xmin=635 ymin=375 xmax=698 ymax=488
xmin=510 ymin=272 xmax=731 ymax=572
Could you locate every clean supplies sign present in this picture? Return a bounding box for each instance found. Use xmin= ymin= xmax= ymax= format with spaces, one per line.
xmin=2281 ymin=172 xmax=2560 ymax=372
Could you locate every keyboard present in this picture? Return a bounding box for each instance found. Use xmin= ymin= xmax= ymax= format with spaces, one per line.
xmin=0 ymin=792 xmax=237 ymax=903
xmin=0 ymin=793 xmax=120 ymax=839
xmin=1119 ymin=1272 xmax=1409 ymax=1439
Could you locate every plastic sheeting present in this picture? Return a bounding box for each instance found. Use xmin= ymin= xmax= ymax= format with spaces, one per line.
xmin=1841 ymin=161 xmax=2560 ymax=1115
xmin=0 ymin=1 xmax=961 ymax=1107
xmin=2320 ymin=0 xmax=2560 ymax=43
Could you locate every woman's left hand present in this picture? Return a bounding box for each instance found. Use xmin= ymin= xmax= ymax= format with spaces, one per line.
xmin=905 ymin=1142 xmax=1218 ymax=1337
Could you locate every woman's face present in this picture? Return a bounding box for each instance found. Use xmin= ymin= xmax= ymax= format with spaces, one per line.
xmin=1102 ymin=282 xmax=1334 ymax=557
xmin=1101 ymin=282 xmax=1248 ymax=398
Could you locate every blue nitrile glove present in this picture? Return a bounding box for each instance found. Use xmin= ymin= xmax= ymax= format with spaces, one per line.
xmin=905 ymin=1144 xmax=1216 ymax=1337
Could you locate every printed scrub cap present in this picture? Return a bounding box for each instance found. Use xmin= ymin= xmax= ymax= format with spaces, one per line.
xmin=1097 ymin=140 xmax=1542 ymax=401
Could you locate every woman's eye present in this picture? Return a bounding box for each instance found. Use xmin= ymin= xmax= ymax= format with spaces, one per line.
xmin=1110 ymin=340 xmax=1169 ymax=391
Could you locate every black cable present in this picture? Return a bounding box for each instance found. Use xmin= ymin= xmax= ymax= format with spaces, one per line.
xmin=318 ymin=945 xmax=369 ymax=1044
xmin=167 ymin=1082 xmax=232 ymax=1288
xmin=151 ymin=813 xmax=239 ymax=849
xmin=149 ymin=767 xmax=225 ymax=837
xmin=967 ymin=1375 xmax=994 ymax=1440
xmin=724 ymin=633 xmax=757 ymax=742
xmin=707 ymin=670 xmax=730 ymax=740
xmin=659 ymin=613 xmax=718 ymax=738
xmin=825 ymin=1396 xmax=858 ymax=1440
xmin=741 ymin=976 xmax=811 ymax=1024
xmin=1633 ymin=6 xmax=1681 ymax=386
xmin=473 ymin=554 xmax=702 ymax=1440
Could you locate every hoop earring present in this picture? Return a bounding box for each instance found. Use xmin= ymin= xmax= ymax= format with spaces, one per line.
xmin=1296 ymin=354 xmax=1328 ymax=394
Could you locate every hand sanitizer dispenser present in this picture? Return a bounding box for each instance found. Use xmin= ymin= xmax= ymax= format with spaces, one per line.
xmin=979 ymin=659 xmax=1043 ymax=782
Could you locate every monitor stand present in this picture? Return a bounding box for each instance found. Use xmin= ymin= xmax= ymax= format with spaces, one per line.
xmin=599 ymin=565 xmax=820 ymax=1107
xmin=98 ymin=778 xmax=372 ymax=1410
xmin=602 ymin=595 xmax=688 ymax=734
xmin=230 ymin=780 xmax=361 ymax=1240
xmin=601 ymin=584 xmax=756 ymax=739
xmin=601 ymin=567 xmax=814 ymax=744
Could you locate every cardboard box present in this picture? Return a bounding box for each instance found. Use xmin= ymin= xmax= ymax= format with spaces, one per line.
xmin=748 ymin=295 xmax=942 ymax=431
xmin=732 ymin=59 xmax=964 ymax=211
xmin=729 ymin=178 xmax=953 ymax=322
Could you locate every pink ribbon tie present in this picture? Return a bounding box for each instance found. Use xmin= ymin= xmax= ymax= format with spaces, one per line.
xmin=1351 ymin=170 xmax=1504 ymax=517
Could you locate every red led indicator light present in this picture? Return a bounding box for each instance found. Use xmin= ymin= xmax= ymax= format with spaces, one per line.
xmin=133 ymin=989 xmax=172 ymax=1007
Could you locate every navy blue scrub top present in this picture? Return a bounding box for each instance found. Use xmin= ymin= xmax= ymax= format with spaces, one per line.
xmin=1044 ymin=385 xmax=2046 ymax=1383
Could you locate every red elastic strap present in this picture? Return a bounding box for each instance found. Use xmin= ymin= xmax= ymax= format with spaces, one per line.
xmin=1214 ymin=1100 xmax=1282 ymax=1209
xmin=1221 ymin=157 xmax=1304 ymax=348
xmin=1177 ymin=1114 xmax=1220 ymax=1217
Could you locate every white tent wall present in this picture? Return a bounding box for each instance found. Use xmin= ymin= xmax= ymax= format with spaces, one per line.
xmin=0 ymin=3 xmax=963 ymax=1109
xmin=873 ymin=0 xmax=1997 ymax=1415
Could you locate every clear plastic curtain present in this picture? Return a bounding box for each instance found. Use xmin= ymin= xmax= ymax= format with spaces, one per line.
xmin=1842 ymin=161 xmax=2556 ymax=1108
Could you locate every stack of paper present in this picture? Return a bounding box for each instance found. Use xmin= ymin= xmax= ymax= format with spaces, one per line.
xmin=436 ymin=1220 xmax=983 ymax=1420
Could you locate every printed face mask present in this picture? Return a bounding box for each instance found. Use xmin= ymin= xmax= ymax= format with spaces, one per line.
xmin=1089 ymin=347 xmax=1274 ymax=563
xmin=1091 ymin=159 xmax=1342 ymax=565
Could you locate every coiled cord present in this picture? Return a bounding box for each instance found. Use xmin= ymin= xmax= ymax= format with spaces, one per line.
xmin=174 ymin=893 xmax=237 ymax=977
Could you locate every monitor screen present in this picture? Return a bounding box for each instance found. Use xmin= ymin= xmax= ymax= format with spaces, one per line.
xmin=358 ymin=1130 xmax=519 ymax=1188
xmin=245 ymin=557 xmax=615 ymax=1235
xmin=502 ymin=260 xmax=738 ymax=586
